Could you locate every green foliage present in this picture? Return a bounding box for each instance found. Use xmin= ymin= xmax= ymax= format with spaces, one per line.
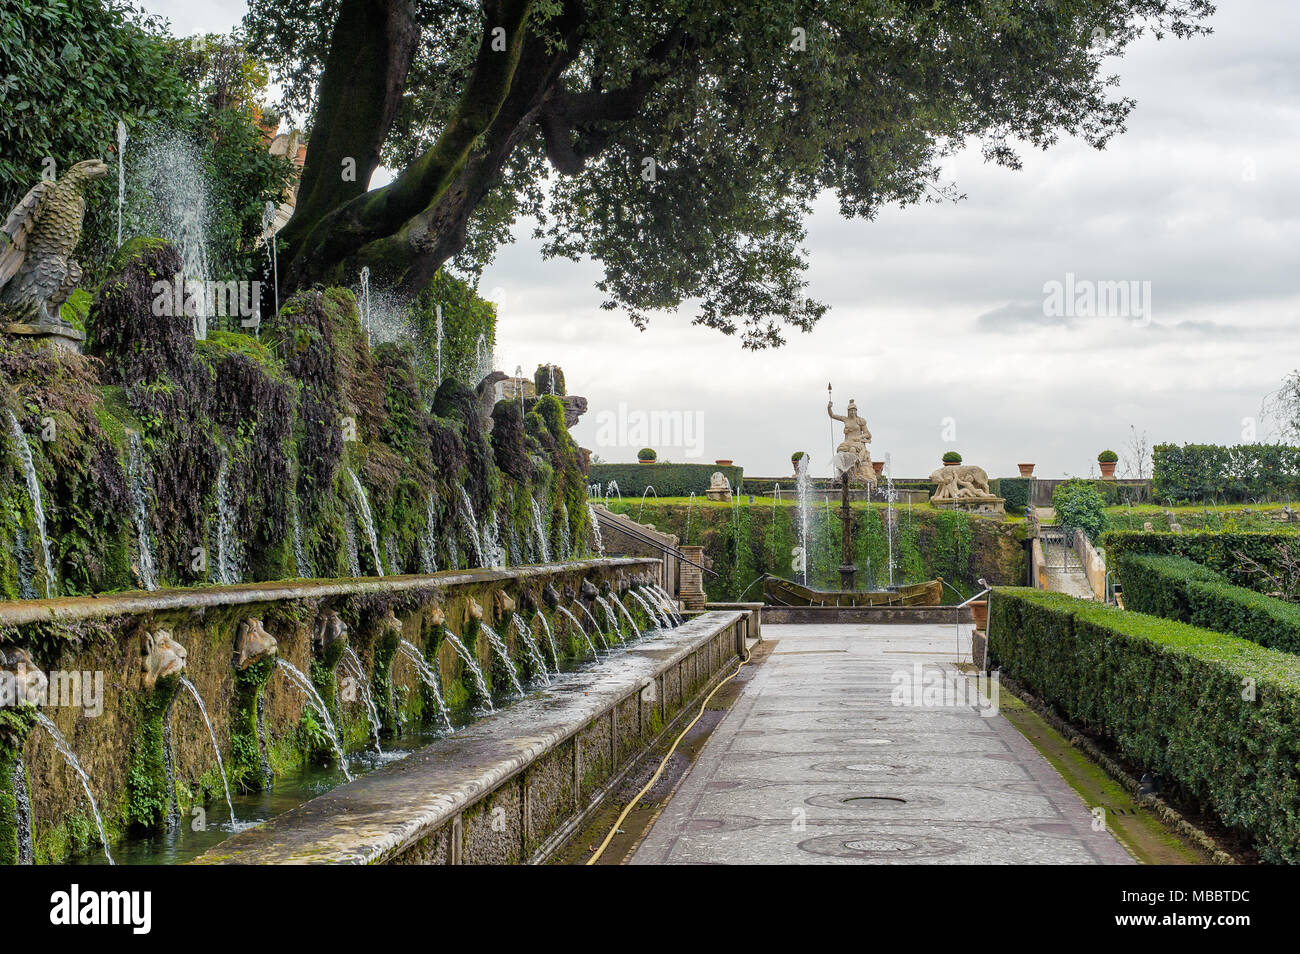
xmin=1102 ymin=531 xmax=1300 ymax=593
xmin=994 ymin=477 xmax=1032 ymax=513
xmin=0 ymin=1 xmax=194 ymax=213
xmin=988 ymin=587 xmax=1300 ymax=863
xmin=1152 ymin=443 xmax=1300 ymax=503
xmin=942 ymin=451 xmax=962 ymax=464
xmin=248 ymin=0 xmax=1212 ymax=342
xmin=409 ymin=272 xmax=497 ymax=387
xmin=1053 ymin=479 xmax=1106 ymax=542
xmin=589 ymin=463 xmax=743 ymax=499
xmin=1116 ymin=553 xmax=1300 ymax=655
xmin=1097 ymin=449 xmax=1119 ymax=463
xmin=637 ymin=448 xmax=657 ymax=462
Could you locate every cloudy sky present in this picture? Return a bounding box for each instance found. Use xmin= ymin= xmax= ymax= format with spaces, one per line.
xmin=146 ymin=1 xmax=1299 ymax=480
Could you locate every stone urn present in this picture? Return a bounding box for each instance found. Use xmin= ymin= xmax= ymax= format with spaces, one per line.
xmin=872 ymin=460 xmax=885 ymax=476
xmin=714 ymin=459 xmax=733 ymax=466
xmin=969 ymin=599 xmax=989 ymax=631
xmin=1018 ymin=463 xmax=1035 ymax=477
xmin=1099 ymin=461 xmax=1117 ymax=479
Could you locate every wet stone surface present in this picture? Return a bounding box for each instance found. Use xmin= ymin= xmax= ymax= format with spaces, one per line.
xmin=631 ymin=624 xmax=1134 ymax=866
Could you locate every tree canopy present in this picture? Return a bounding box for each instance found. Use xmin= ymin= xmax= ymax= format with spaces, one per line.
xmin=246 ymin=0 xmax=1214 ymax=348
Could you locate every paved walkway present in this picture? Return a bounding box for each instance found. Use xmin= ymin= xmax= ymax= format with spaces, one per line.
xmin=632 ymin=624 xmax=1132 ymax=865
xmin=1041 ymin=539 xmax=1095 ymax=599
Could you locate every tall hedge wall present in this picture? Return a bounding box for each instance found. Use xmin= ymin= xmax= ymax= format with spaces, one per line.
xmin=1153 ymin=442 xmax=1300 ymax=503
xmin=589 ymin=463 xmax=743 ymax=498
xmin=1115 ymin=553 xmax=1300 ymax=655
xmin=988 ymin=587 xmax=1300 ymax=862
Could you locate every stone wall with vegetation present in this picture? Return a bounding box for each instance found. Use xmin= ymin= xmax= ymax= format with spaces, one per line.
xmin=607 ymin=500 xmax=1026 ymax=601
xmin=1 ymin=238 xmax=588 ymax=600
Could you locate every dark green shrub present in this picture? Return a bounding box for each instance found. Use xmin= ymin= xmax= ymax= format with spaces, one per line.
xmin=994 ymin=477 xmax=1032 ymax=512
xmin=942 ymin=451 xmax=962 ymax=464
xmin=1053 ymin=479 xmax=1105 ymax=541
xmin=1152 ymin=442 xmax=1300 ymax=503
xmin=1098 ymin=449 xmax=1119 ymax=463
xmin=589 ymin=462 xmax=742 ymax=498
xmin=1114 ymin=553 xmax=1223 ymax=623
xmin=988 ymin=587 xmax=1300 ymax=863
xmin=637 ymin=447 xmax=657 ymax=462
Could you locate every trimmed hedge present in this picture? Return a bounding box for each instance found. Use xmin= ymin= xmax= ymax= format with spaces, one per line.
xmin=988 ymin=587 xmax=1300 ymax=862
xmin=588 ymin=462 xmax=743 ymax=498
xmin=992 ymin=477 xmax=1032 ymax=512
xmin=1103 ymin=530 xmax=1299 ymax=592
xmin=1116 ymin=553 xmax=1300 ymax=655
xmin=1114 ymin=553 xmax=1225 ymax=623
xmin=1153 ymin=442 xmax=1300 ymax=503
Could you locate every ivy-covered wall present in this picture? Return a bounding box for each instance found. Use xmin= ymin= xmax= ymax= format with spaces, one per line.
xmin=606 ymin=500 xmax=1026 ymax=602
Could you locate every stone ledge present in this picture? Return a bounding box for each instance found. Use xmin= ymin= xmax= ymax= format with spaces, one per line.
xmin=0 ymin=558 xmax=655 ymax=627
xmin=194 ymin=609 xmax=745 ymax=864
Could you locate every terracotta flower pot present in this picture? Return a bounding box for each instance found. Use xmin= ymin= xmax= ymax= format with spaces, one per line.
xmin=715 ymin=459 xmax=733 ymax=466
xmin=872 ymin=461 xmax=885 ymax=476
xmin=1018 ymin=463 xmax=1035 ymax=477
xmin=638 ymin=458 xmax=655 ymax=465
xmin=1099 ymin=461 xmax=1117 ymax=479
xmin=969 ymin=599 xmax=988 ymax=631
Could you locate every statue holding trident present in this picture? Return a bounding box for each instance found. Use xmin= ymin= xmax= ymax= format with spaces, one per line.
xmin=827 ymin=389 xmax=876 ymax=484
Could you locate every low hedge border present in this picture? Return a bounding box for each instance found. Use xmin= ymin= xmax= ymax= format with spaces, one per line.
xmin=988 ymin=587 xmax=1300 ymax=863
xmin=1116 ymin=553 xmax=1300 ymax=655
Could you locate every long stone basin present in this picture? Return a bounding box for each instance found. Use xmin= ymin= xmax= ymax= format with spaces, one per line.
xmin=195 ymin=609 xmax=751 ymax=864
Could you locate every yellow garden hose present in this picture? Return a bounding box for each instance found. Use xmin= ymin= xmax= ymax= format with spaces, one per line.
xmin=586 ymin=640 xmax=752 ymax=865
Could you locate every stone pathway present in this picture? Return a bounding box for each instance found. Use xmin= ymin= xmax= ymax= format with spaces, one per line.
xmin=631 ymin=624 xmax=1133 ymax=865
xmin=1040 ymin=538 xmax=1095 ymax=599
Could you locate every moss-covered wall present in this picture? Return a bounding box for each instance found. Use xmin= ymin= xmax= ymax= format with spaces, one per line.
xmin=0 ymin=238 xmax=593 ymax=600
xmin=607 ymin=500 xmax=1026 ymax=601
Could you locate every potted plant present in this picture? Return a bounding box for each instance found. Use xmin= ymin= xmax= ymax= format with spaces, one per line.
xmin=1097 ymin=449 xmax=1118 ymax=479
xmin=942 ymin=451 xmax=962 ymax=466
xmin=1018 ymin=463 xmax=1035 ymax=477
xmin=715 ymin=458 xmax=733 ymax=466
xmin=791 ymin=451 xmax=806 ymax=476
xmin=637 ymin=447 xmax=657 ymax=464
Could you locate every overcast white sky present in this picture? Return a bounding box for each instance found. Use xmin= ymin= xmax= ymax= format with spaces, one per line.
xmin=144 ymin=1 xmax=1299 ymax=480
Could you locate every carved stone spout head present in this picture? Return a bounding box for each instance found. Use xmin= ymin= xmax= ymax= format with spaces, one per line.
xmin=235 ymin=618 xmax=277 ymax=671
xmin=493 ymin=590 xmax=515 ymax=615
xmin=579 ymin=579 xmax=599 ymax=601
xmin=542 ymin=584 xmax=560 ymax=609
xmin=466 ymin=597 xmax=484 ymax=621
xmin=142 ymin=630 xmax=187 ymax=691
xmin=427 ymin=605 xmax=446 ymax=628
xmin=313 ymin=611 xmax=348 ymax=659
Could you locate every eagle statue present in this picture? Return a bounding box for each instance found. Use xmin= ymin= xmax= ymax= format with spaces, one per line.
xmin=0 ymin=159 xmax=110 ymax=326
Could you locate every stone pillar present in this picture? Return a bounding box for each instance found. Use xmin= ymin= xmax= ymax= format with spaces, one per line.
xmin=679 ymin=545 xmax=707 ymax=611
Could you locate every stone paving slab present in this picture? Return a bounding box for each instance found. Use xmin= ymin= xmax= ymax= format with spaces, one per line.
xmin=632 ymin=623 xmax=1134 ymax=865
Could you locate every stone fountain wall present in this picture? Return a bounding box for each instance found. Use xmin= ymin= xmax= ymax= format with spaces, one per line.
xmin=1 ymin=558 xmax=660 ymax=863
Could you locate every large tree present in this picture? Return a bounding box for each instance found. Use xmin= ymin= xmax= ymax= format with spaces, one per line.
xmin=248 ymin=0 xmax=1213 ymax=348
